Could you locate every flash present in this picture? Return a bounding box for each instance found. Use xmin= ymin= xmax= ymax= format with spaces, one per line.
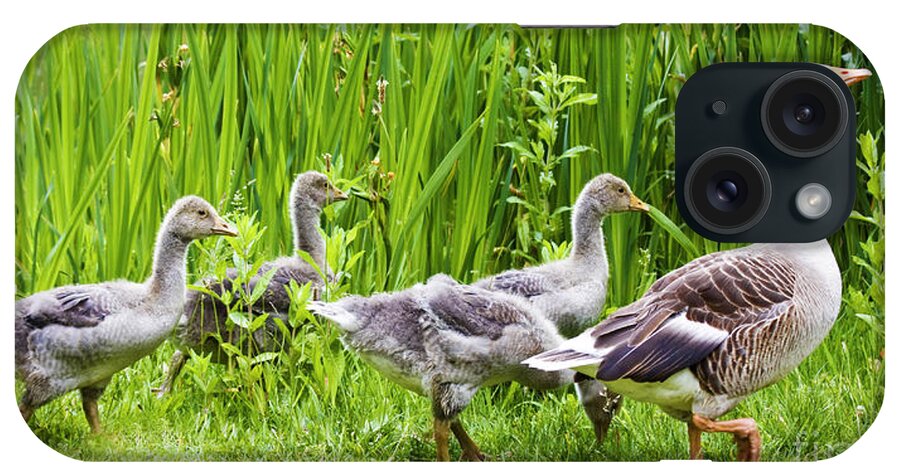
xmin=795 ymin=183 xmax=832 ymax=220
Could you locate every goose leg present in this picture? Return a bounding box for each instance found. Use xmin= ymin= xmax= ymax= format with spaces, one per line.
xmin=80 ymin=387 xmax=106 ymax=434
xmin=687 ymin=419 xmax=703 ymax=459
xmin=154 ymin=350 xmax=187 ymax=398
xmin=451 ymin=420 xmax=485 ymax=461
xmin=729 ymin=419 xmax=761 ymax=461
xmin=690 ymin=414 xmax=761 ymax=461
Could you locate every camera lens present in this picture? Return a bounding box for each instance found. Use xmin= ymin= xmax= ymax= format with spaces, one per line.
xmin=684 ymin=147 xmax=771 ymax=234
xmin=708 ymin=174 xmax=747 ymax=212
xmin=715 ymin=180 xmax=739 ymax=203
xmin=761 ymin=70 xmax=848 ymax=158
xmin=793 ymin=104 xmax=815 ymax=124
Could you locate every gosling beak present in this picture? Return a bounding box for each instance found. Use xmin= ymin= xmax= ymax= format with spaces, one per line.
xmin=628 ymin=194 xmax=650 ymax=213
xmin=210 ymin=219 xmax=238 ymax=237
xmin=330 ymin=186 xmax=349 ymax=203
xmin=824 ymin=65 xmax=873 ymax=86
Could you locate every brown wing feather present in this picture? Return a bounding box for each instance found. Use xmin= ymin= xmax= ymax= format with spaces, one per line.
xmin=589 ymin=249 xmax=797 ymax=383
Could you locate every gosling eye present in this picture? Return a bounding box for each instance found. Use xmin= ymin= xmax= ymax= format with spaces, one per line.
xmin=197 ymin=209 xmax=208 ymax=217
xmin=617 ymin=187 xmax=625 ymax=194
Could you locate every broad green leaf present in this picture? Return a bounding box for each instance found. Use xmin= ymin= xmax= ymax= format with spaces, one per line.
xmin=251 ymin=352 xmax=280 ymax=365
xmin=228 ymin=312 xmax=251 ymax=330
xmin=560 ymin=92 xmax=598 ymax=109
xmin=248 ymin=266 xmax=278 ymax=305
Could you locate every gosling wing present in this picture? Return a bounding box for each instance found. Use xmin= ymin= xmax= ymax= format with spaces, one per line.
xmin=476 ymin=269 xmax=551 ymax=299
xmin=17 ymin=283 xmax=142 ymax=330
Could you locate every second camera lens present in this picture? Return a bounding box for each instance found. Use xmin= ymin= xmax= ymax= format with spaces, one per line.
xmin=684 ymin=147 xmax=771 ymax=234
xmin=716 ymin=180 xmax=739 ymax=202
xmin=708 ymin=174 xmax=747 ymax=212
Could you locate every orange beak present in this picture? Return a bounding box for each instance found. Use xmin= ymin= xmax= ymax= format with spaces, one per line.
xmin=210 ymin=219 xmax=238 ymax=237
xmin=330 ymin=185 xmax=349 ymax=202
xmin=629 ymin=194 xmax=650 ymax=213
xmin=824 ymin=65 xmax=873 ymax=86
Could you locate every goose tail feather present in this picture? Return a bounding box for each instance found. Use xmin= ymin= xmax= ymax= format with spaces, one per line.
xmin=523 ymin=348 xmax=603 ymax=373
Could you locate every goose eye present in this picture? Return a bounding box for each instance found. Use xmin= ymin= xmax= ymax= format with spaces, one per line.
xmin=198 ymin=209 xmax=208 ymax=217
xmin=617 ymin=187 xmax=625 ymax=194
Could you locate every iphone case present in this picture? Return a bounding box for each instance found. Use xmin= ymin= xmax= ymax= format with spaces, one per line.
xmin=14 ymin=24 xmax=884 ymax=461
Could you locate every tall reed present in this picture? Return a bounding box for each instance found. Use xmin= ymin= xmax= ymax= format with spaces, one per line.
xmin=16 ymin=23 xmax=883 ymax=318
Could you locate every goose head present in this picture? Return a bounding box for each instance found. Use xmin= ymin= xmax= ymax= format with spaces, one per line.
xmin=290 ymin=171 xmax=349 ymax=211
xmin=166 ymin=195 xmax=238 ymax=241
xmin=577 ymin=173 xmax=649 ymax=218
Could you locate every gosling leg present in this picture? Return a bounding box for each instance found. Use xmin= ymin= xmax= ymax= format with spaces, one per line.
xmin=80 ymin=387 xmax=105 ymax=434
xmin=18 ymin=388 xmax=44 ymax=425
xmin=19 ymin=402 xmax=34 ymax=423
xmin=575 ymin=379 xmax=621 ymax=444
xmin=451 ymin=420 xmax=485 ymax=461
xmin=431 ymin=381 xmax=478 ymax=462
xmin=154 ymin=350 xmax=187 ymax=398
xmin=434 ymin=418 xmax=451 ymax=462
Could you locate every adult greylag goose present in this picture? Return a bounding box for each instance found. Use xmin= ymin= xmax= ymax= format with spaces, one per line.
xmin=475 ymin=173 xmax=649 ymax=338
xmin=16 ymin=196 xmax=237 ymax=433
xmin=525 ymin=65 xmax=870 ymax=461
xmin=154 ymin=171 xmax=347 ymax=397
xmin=525 ymin=240 xmax=841 ymax=460
xmin=307 ymin=274 xmax=619 ymax=461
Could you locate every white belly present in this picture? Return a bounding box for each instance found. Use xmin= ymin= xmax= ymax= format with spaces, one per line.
xmin=604 ymin=369 xmax=701 ymax=414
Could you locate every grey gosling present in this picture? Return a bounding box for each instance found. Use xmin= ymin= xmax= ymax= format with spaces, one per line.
xmin=525 ymin=241 xmax=842 ymax=461
xmin=16 ymin=196 xmax=237 ymax=433
xmin=154 ymin=171 xmax=347 ymax=397
xmin=475 ymin=173 xmax=649 ymax=338
xmin=308 ymin=274 xmax=619 ymax=461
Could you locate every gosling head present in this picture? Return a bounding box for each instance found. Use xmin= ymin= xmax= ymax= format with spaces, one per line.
xmin=578 ymin=173 xmax=649 ymax=218
xmin=290 ymin=171 xmax=349 ymax=211
xmin=165 ymin=196 xmax=238 ymax=242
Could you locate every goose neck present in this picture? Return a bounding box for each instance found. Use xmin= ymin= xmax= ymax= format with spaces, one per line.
xmin=292 ymin=204 xmax=326 ymax=268
xmin=570 ymin=204 xmax=607 ymax=266
xmin=146 ymin=229 xmax=190 ymax=301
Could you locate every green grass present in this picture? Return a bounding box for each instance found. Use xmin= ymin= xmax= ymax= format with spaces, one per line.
xmin=22 ymin=312 xmax=883 ymax=461
xmin=15 ymin=24 xmax=884 ymax=461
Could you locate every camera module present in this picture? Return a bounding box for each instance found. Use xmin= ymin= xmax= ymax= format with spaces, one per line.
xmin=676 ymin=63 xmax=859 ymax=242
xmin=761 ymin=70 xmax=849 ymax=158
xmin=683 ymin=147 xmax=771 ymax=235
